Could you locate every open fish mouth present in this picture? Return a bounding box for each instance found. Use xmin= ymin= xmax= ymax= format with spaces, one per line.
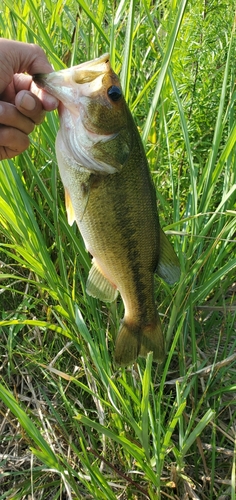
xmin=68 ymin=52 xmax=111 ymax=83
xmin=34 ymin=53 xmax=123 ymax=175
xmin=33 ymin=53 xmax=111 ymax=101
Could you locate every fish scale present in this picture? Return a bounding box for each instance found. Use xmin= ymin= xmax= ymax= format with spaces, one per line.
xmin=80 ymin=141 xmax=159 ymax=321
xmin=34 ymin=53 xmax=180 ymax=366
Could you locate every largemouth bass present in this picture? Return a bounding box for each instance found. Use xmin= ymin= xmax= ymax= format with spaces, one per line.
xmin=34 ymin=54 xmax=180 ymax=366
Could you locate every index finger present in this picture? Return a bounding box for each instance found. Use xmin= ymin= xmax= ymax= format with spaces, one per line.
xmin=0 ymin=39 xmax=54 ymax=94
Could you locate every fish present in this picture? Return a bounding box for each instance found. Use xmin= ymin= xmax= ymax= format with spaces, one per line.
xmin=34 ymin=53 xmax=180 ymax=366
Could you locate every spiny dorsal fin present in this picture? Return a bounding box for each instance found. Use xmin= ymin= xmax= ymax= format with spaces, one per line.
xmin=156 ymin=228 xmax=181 ymax=284
xmin=86 ymin=259 xmax=118 ymax=302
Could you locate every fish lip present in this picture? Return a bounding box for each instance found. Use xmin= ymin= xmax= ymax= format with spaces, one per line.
xmin=33 ymin=71 xmax=77 ymax=101
xmin=72 ymin=52 xmax=110 ymax=72
xmin=33 ymin=73 xmax=49 ymax=88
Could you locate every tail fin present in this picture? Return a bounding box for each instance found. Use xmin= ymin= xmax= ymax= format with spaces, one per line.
xmin=114 ymin=315 xmax=165 ymax=366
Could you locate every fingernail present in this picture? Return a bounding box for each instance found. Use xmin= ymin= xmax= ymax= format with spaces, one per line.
xmin=44 ymin=93 xmax=59 ymax=110
xmin=20 ymin=93 xmax=36 ymax=111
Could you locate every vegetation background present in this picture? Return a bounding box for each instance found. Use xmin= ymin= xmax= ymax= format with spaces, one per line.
xmin=0 ymin=0 xmax=235 ymax=498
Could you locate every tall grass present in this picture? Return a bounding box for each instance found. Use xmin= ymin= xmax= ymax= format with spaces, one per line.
xmin=0 ymin=0 xmax=235 ymax=498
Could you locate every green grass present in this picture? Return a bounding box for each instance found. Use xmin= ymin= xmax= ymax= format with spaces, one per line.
xmin=0 ymin=0 xmax=236 ymax=498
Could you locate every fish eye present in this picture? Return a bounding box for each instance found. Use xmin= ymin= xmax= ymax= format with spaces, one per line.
xmin=107 ymin=85 xmax=122 ymax=102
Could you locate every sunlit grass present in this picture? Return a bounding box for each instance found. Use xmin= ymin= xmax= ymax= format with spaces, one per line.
xmin=0 ymin=0 xmax=235 ymax=498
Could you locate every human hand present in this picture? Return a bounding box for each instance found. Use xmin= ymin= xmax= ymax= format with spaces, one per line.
xmin=0 ymin=39 xmax=59 ymax=160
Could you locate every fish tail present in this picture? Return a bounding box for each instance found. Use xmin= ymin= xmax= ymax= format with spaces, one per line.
xmin=114 ymin=315 xmax=165 ymax=366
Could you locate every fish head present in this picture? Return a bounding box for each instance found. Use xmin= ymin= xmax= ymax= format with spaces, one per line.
xmin=34 ymin=54 xmax=133 ymax=174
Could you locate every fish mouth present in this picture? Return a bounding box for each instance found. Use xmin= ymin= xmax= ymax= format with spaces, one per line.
xmin=33 ymin=54 xmax=124 ymax=175
xmin=72 ymin=53 xmax=111 ymax=84
xmin=33 ymin=53 xmax=111 ymax=99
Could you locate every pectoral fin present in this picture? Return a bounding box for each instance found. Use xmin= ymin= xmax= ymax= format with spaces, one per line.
xmin=65 ymin=172 xmax=92 ymax=224
xmin=65 ymin=188 xmax=76 ymax=226
xmin=156 ymin=228 xmax=181 ymax=284
xmin=86 ymin=259 xmax=118 ymax=302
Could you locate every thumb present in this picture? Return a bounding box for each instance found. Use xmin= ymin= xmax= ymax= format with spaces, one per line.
xmin=15 ymin=90 xmax=46 ymax=124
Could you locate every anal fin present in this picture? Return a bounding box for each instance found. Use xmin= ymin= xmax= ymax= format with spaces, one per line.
xmin=86 ymin=259 xmax=118 ymax=303
xmin=156 ymin=228 xmax=181 ymax=284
